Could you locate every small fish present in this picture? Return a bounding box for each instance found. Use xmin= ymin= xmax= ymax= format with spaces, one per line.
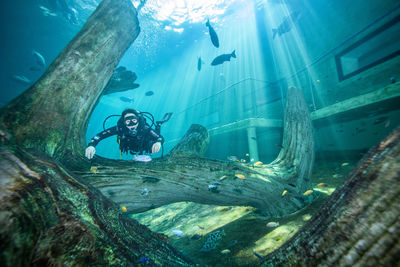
xmin=206 ymin=19 xmax=219 ymax=48
xmin=90 ymin=166 xmax=99 ymax=174
xmin=390 ymin=76 xmax=396 ymax=83
xmin=145 ymin=91 xmax=154 ymax=96
xmin=171 ymin=229 xmax=184 ymax=237
xmin=208 ymin=183 xmax=221 ymax=193
xmin=32 ymin=50 xmax=46 ymax=67
xmin=332 ymin=174 xmax=343 ymax=178
xmin=275 ymin=237 xmax=282 ymax=241
xmin=121 ymin=206 xmax=127 ymax=212
xmin=317 ymin=183 xmax=328 ymax=187
xmin=254 ymin=161 xmax=263 ymax=166
xmin=245 ymin=153 xmax=249 ymax=157
xmin=341 ymin=162 xmax=349 ymax=167
xmin=282 ymin=190 xmax=287 ymax=196
xmin=384 ymin=119 xmax=391 ymax=128
xmin=211 ymin=50 xmax=236 ymax=66
xmin=120 ymin=96 xmax=134 ymax=103
xmin=302 ymin=214 xmax=312 ymax=221
xmin=240 ymin=159 xmax=246 ymax=163
xmin=141 ymin=188 xmax=149 ymax=196
xmin=266 ymin=222 xmax=279 ymax=228
xmin=235 ymin=174 xmax=246 ymax=179
xmin=221 ymin=249 xmax=231 ymax=254
xmin=11 ymin=75 xmax=31 ymax=85
xmin=219 ymin=175 xmax=227 ymax=181
xmin=253 ymin=252 xmax=263 ymax=259
xmin=197 ymin=224 xmax=205 ymax=230
xmin=303 ymin=190 xmax=313 ymax=196
xmin=316 ymin=79 xmax=320 ymax=83
xmin=138 ymin=257 xmax=149 ymax=263
xmin=197 ymin=57 xmax=204 ymax=71
xmin=227 ymin=156 xmax=238 ymax=161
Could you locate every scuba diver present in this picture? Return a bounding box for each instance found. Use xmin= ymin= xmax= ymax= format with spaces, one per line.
xmin=85 ymin=109 xmax=171 ymax=161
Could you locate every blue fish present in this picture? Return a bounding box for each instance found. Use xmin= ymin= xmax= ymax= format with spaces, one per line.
xmin=171 ymin=229 xmax=184 ymax=237
xmin=197 ymin=57 xmax=204 ymax=71
xmin=211 ymin=50 xmax=236 ymax=66
xmin=253 ymin=252 xmax=263 ymax=259
xmin=32 ymin=50 xmax=46 ymax=67
xmin=206 ymin=19 xmax=219 ymax=48
xmin=138 ymin=257 xmax=149 ymax=263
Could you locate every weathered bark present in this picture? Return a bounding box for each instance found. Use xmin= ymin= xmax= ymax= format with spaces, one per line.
xmin=261 ymin=127 xmax=400 ymax=266
xmin=0 ymin=142 xmax=192 ymax=266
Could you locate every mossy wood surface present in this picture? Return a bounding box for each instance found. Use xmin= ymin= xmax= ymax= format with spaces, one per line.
xmin=261 ymin=128 xmax=400 ymax=266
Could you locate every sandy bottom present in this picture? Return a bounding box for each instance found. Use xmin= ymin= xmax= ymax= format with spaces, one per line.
xmin=131 ymin=157 xmax=358 ymax=266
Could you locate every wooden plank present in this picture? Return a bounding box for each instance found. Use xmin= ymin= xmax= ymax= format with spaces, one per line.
xmin=311 ymin=81 xmax=400 ymax=120
xmin=208 ymin=118 xmax=283 ymax=136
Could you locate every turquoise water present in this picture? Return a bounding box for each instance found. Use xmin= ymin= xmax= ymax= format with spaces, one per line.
xmin=1 ymin=0 xmax=399 ymax=265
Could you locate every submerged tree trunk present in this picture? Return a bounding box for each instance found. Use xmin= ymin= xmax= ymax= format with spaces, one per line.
xmin=261 ymin=127 xmax=400 ymax=266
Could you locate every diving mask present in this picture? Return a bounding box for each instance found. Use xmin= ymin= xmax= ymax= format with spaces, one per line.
xmin=124 ymin=115 xmax=138 ymax=127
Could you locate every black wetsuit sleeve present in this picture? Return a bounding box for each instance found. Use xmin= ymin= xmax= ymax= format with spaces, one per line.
xmin=87 ymin=126 xmax=118 ymax=147
xmin=149 ymin=128 xmax=164 ymax=144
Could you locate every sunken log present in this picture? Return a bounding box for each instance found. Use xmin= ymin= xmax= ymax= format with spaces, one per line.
xmin=261 ymin=127 xmax=400 ymax=266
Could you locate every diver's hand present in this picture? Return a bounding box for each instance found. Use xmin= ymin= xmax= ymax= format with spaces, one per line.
xmin=151 ymin=142 xmax=162 ymax=153
xmin=85 ymin=146 xmax=96 ymax=159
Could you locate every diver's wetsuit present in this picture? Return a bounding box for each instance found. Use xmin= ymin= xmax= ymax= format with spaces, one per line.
xmin=88 ymin=125 xmax=164 ymax=154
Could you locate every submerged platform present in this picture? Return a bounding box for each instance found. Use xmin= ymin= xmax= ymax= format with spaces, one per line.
xmin=207 ymin=81 xmax=400 ymax=160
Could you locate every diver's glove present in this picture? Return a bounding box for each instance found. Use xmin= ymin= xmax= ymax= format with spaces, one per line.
xmin=151 ymin=142 xmax=162 ymax=154
xmin=85 ymin=146 xmax=96 ymax=159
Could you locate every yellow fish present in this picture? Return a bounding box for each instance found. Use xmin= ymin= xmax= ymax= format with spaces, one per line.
xmin=317 ymin=183 xmax=328 ymax=187
xmin=221 ymin=249 xmax=231 ymax=254
xmin=121 ymin=206 xmax=127 ymax=212
xmin=219 ymin=175 xmax=228 ymax=181
xmin=282 ymin=190 xmax=287 ymax=196
xmin=240 ymin=159 xmax=246 ymax=163
xmin=303 ymin=190 xmax=313 ymax=196
xmin=90 ymin=166 xmax=99 ymax=174
xmin=246 ymin=153 xmax=249 ymax=157
xmin=341 ymin=162 xmax=349 ymax=167
xmin=254 ymin=161 xmax=263 ymax=166
xmin=235 ymin=174 xmax=246 ymax=179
